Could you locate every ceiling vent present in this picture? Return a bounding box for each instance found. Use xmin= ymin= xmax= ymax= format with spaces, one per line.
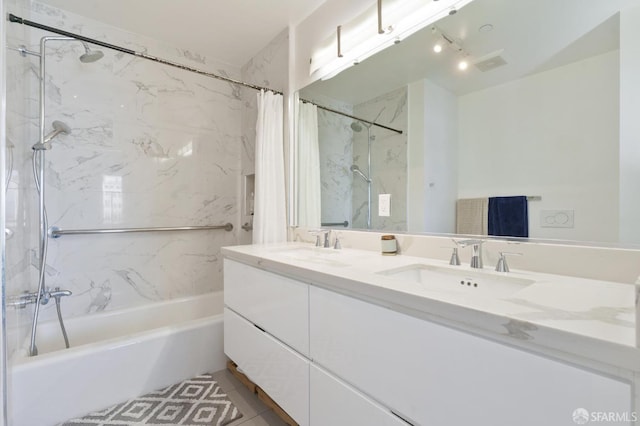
xmin=473 ymin=50 xmax=507 ymax=72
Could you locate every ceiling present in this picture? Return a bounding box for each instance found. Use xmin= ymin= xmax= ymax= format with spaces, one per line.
xmin=40 ymin=0 xmax=326 ymax=67
xmin=302 ymin=0 xmax=639 ymax=104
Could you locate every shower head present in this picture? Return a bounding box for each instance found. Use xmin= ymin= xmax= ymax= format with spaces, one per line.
xmin=79 ymin=42 xmax=104 ymax=63
xmin=33 ymin=120 xmax=72 ymax=150
xmin=44 ymin=121 xmax=72 ymax=143
xmin=350 ymin=121 xmax=363 ymax=132
xmin=350 ymin=164 xmax=371 ymax=182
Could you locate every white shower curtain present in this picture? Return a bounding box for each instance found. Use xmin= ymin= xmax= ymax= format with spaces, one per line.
xmin=297 ymin=101 xmax=321 ymax=228
xmin=253 ymin=90 xmax=287 ymax=244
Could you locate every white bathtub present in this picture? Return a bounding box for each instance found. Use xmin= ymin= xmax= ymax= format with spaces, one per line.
xmin=9 ymin=292 xmax=226 ymax=426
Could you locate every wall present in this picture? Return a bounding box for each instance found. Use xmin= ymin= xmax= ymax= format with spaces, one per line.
xmin=314 ymin=96 xmax=353 ymax=227
xmin=4 ymin=1 xmax=243 ymax=357
xmin=619 ymin=5 xmax=640 ymax=244
xmin=458 ymin=50 xmax=619 ymax=242
xmin=407 ymin=79 xmax=458 ymax=234
xmin=352 ymin=87 xmax=407 ymax=230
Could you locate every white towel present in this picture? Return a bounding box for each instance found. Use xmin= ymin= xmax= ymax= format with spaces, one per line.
xmin=456 ymin=198 xmax=488 ymax=235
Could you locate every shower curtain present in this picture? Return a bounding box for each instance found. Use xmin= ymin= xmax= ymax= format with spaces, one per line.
xmin=297 ymin=101 xmax=321 ymax=228
xmin=253 ymin=90 xmax=287 ymax=244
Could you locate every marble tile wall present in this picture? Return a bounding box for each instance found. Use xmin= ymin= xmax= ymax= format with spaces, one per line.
xmin=4 ymin=1 xmax=249 ymax=353
xmin=311 ymin=87 xmax=407 ymax=231
xmin=352 ymin=87 xmax=407 ymax=231
xmin=315 ymin=96 xmax=353 ymax=228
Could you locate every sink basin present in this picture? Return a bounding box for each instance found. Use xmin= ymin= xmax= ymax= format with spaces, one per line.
xmin=378 ymin=264 xmax=535 ymax=298
xmin=270 ymin=246 xmax=349 ymax=267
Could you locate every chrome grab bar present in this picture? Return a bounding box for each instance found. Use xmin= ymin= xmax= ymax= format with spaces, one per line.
xmin=48 ymin=223 xmax=233 ymax=238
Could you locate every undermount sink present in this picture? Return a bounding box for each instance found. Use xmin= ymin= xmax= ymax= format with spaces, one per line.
xmin=270 ymin=246 xmax=348 ymax=267
xmin=378 ymin=264 xmax=535 ymax=298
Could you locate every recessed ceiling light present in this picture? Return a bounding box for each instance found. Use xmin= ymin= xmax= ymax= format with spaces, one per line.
xmin=479 ymin=24 xmax=494 ymax=33
xmin=433 ymin=42 xmax=443 ymax=53
xmin=458 ymin=59 xmax=469 ymax=71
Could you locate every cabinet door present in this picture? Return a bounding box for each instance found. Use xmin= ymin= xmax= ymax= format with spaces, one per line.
xmin=310 ymin=364 xmax=410 ymax=426
xmin=224 ymin=308 xmax=309 ymax=426
xmin=224 ymin=259 xmax=309 ymax=356
xmin=310 ymin=286 xmax=632 ymax=426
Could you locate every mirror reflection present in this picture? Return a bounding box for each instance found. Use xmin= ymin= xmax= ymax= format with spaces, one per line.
xmin=299 ymin=0 xmax=640 ymax=245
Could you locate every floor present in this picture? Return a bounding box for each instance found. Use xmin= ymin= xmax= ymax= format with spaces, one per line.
xmin=209 ymin=369 xmax=289 ymax=426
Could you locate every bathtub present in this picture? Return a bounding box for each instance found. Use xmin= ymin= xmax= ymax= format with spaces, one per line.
xmin=8 ymin=292 xmax=226 ymax=426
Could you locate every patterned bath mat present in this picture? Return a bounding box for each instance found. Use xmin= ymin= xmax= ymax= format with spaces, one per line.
xmin=62 ymin=373 xmax=243 ymax=426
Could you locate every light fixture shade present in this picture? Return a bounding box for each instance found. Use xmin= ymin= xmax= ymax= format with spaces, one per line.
xmin=310 ymin=0 xmax=476 ymax=80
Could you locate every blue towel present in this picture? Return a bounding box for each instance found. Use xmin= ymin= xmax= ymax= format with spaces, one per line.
xmin=488 ymin=196 xmax=528 ymax=238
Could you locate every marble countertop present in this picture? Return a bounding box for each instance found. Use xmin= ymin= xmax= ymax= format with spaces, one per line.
xmin=222 ymin=243 xmax=640 ymax=373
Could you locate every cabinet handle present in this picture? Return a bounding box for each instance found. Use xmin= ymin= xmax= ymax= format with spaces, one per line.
xmin=254 ymin=323 xmax=266 ymax=333
xmin=391 ymin=410 xmax=416 ymax=426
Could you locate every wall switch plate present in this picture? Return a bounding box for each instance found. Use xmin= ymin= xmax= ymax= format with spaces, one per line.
xmin=540 ymin=210 xmax=574 ymax=228
xmin=379 ymin=194 xmax=391 ymax=216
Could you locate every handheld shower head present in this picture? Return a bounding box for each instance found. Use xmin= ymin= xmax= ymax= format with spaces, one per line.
xmin=79 ymin=42 xmax=104 ymax=63
xmin=33 ymin=120 xmax=72 ymax=150
xmin=350 ymin=164 xmax=371 ymax=182
xmin=44 ymin=120 xmax=72 ymax=143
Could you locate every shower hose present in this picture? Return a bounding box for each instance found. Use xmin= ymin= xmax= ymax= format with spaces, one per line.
xmin=29 ymin=150 xmax=71 ymax=355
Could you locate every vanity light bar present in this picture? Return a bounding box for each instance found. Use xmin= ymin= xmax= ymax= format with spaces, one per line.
xmin=310 ymin=0 xmax=476 ymax=80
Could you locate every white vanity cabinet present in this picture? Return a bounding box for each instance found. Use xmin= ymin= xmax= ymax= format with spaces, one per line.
xmin=310 ymin=286 xmax=632 ymax=426
xmin=224 ymin=257 xmax=633 ymax=426
xmin=224 ymin=308 xmax=310 ymax=425
xmin=223 ymin=259 xmax=310 ymax=426
xmin=310 ymin=364 xmax=409 ymax=426
xmin=224 ymin=259 xmax=309 ymax=355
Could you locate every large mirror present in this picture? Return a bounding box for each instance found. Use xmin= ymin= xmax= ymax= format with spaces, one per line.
xmin=298 ymin=0 xmax=640 ymax=245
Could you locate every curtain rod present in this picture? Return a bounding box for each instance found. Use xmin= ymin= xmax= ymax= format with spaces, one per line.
xmin=302 ymin=100 xmax=403 ymax=135
xmin=8 ymin=14 xmax=403 ymax=136
xmin=8 ymin=14 xmax=284 ymax=96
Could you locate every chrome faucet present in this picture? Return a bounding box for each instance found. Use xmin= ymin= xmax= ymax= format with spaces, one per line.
xmin=313 ymin=230 xmax=331 ymax=248
xmin=8 ymin=287 xmax=72 ymax=309
xmin=323 ymin=230 xmax=331 ymax=248
xmin=457 ymin=239 xmax=485 ymax=269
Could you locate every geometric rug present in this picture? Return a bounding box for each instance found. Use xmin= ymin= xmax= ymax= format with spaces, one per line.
xmin=61 ymin=373 xmax=243 ymax=426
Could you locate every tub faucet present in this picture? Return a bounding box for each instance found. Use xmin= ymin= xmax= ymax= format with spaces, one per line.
xmin=457 ymin=239 xmax=485 ymax=269
xmin=7 ymin=287 xmax=72 ymax=309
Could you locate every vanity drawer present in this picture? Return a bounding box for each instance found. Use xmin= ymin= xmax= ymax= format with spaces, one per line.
xmin=224 ymin=307 xmax=309 ymax=426
xmin=310 ymin=364 xmax=410 ymax=426
xmin=224 ymin=259 xmax=309 ymax=355
xmin=310 ymin=286 xmax=631 ymax=426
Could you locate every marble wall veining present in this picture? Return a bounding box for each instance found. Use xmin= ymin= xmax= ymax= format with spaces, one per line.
xmin=315 ymin=96 xmax=353 ymax=228
xmin=352 ymin=86 xmax=407 ymax=231
xmin=313 ymin=87 xmax=408 ymax=231
xmin=4 ymin=1 xmax=254 ymax=353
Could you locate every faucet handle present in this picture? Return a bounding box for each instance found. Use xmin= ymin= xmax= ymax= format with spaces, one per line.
xmin=333 ymin=232 xmax=342 ymax=249
xmin=309 ymin=229 xmax=325 ymax=247
xmin=441 ymin=246 xmax=460 ymax=265
xmin=495 ymin=251 xmax=522 ymax=273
